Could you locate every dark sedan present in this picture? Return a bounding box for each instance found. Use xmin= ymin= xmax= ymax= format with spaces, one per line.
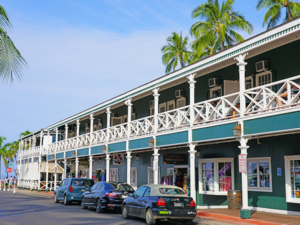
xmin=81 ymin=181 xmax=134 ymax=213
xmin=121 ymin=184 xmax=196 ymax=225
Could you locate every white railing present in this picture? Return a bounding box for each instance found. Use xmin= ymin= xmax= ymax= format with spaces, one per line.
xmin=244 ymin=75 xmax=300 ymax=115
xmin=32 ymin=180 xmax=38 ymax=189
xmin=40 ymin=181 xmax=47 ymax=190
xmin=130 ymin=115 xmax=155 ymax=137
xmin=48 ymin=181 xmax=55 ymax=191
xmin=78 ymin=133 xmax=91 ymax=148
xmin=157 ymin=105 xmax=191 ymax=132
xmin=108 ymin=122 xmax=128 ymax=141
xmin=65 ymin=136 xmax=77 ymax=150
xmin=48 ymin=143 xmax=56 ymax=154
xmin=193 ymin=92 xmax=240 ymax=124
xmin=91 ymin=128 xmax=107 ymax=145
xmin=56 ymin=140 xmax=65 ymax=152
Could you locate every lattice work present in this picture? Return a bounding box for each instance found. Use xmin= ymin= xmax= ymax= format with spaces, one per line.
xmin=108 ymin=123 xmax=128 ymax=141
xmin=130 ymin=116 xmax=155 ymax=137
xmin=78 ymin=134 xmax=91 ymax=148
xmin=65 ymin=137 xmax=77 ymax=150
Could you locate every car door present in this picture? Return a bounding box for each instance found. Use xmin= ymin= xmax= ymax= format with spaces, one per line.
xmin=138 ymin=187 xmax=151 ymax=218
xmin=62 ymin=179 xmax=69 ymax=196
xmin=85 ymin=183 xmax=98 ymax=205
xmin=128 ymin=186 xmax=147 ymax=216
xmin=91 ymin=182 xmax=103 ymax=207
xmin=57 ymin=179 xmax=65 ymax=199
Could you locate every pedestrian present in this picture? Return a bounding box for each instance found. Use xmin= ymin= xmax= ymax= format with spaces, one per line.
xmin=4 ymin=177 xmax=8 ymax=190
xmin=0 ymin=178 xmax=2 ymax=190
xmin=9 ymin=176 xmax=13 ymax=189
xmin=13 ymin=176 xmax=16 ymax=187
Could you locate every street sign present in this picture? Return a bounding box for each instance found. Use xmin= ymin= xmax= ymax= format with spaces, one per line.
xmin=8 ymin=163 xmax=12 ymax=167
xmin=239 ymin=154 xmax=247 ymax=173
xmin=7 ymin=168 xmax=13 ymax=173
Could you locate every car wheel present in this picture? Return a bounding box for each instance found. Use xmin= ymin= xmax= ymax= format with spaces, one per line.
xmin=64 ymin=195 xmax=70 ymax=205
xmin=122 ymin=205 xmax=130 ymax=219
xmin=145 ymin=209 xmax=156 ymax=225
xmin=182 ymin=219 xmax=193 ymax=225
xmin=81 ymin=197 xmax=87 ymax=209
xmin=96 ymin=198 xmax=104 ymax=213
xmin=54 ymin=194 xmax=59 ymax=203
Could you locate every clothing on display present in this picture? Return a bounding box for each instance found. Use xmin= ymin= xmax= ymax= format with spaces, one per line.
xmin=175 ymin=174 xmax=184 ymax=188
xmin=161 ymin=175 xmax=173 ymax=185
xmin=221 ymin=177 xmax=232 ymax=191
xmin=183 ymin=175 xmax=190 ymax=197
xmin=96 ymin=170 xmax=106 ymax=181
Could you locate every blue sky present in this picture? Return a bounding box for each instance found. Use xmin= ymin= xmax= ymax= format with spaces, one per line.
xmin=0 ymin=0 xmax=269 ymax=177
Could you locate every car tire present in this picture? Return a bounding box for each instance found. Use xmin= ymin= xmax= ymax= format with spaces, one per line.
xmin=54 ymin=194 xmax=59 ymax=203
xmin=64 ymin=195 xmax=70 ymax=205
xmin=182 ymin=219 xmax=193 ymax=225
xmin=145 ymin=209 xmax=156 ymax=225
xmin=122 ymin=205 xmax=130 ymax=219
xmin=96 ymin=198 xmax=104 ymax=213
xmin=81 ymin=197 xmax=87 ymax=209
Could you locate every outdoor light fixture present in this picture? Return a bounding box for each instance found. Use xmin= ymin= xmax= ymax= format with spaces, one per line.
xmin=102 ymin=146 xmax=107 ymax=154
xmin=148 ymin=138 xmax=154 ymax=148
xmin=233 ymin=123 xmax=242 ymax=137
xmin=135 ymin=154 xmax=140 ymax=161
xmin=99 ymin=158 xmax=102 ymax=163
xmin=196 ymin=151 xmax=200 ymax=157
xmin=72 ymin=151 xmax=76 ymax=157
xmin=36 ymin=157 xmax=39 ymax=161
xmin=52 ymin=155 xmax=55 ymax=159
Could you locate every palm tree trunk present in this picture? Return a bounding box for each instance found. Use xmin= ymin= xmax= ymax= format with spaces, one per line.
xmin=179 ymin=57 xmax=184 ymax=68
xmin=286 ymin=5 xmax=292 ymax=21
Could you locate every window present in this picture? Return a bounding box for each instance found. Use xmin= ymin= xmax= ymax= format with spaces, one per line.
xmin=134 ymin=186 xmax=147 ymax=197
xmin=159 ymin=188 xmax=185 ymax=195
xmin=110 ymin=168 xmax=118 ymax=182
xmin=248 ymin=157 xmax=272 ymax=192
xmin=97 ymin=183 xmax=103 ymax=190
xmin=210 ymin=86 xmax=222 ymax=98
xmin=245 ymin=76 xmax=253 ymax=89
xmin=130 ymin=167 xmax=137 ymax=188
xmin=64 ymin=180 xmax=69 ymax=186
xmin=198 ymin=158 xmax=234 ymax=195
xmin=148 ymin=167 xmax=160 ymax=184
xmin=159 ymin=103 xmax=166 ymax=113
xmin=144 ymin=187 xmax=151 ymax=197
xmin=284 ymin=155 xmax=300 ymax=203
xmin=91 ymin=183 xmax=98 ymax=191
xmin=256 ymin=71 xmax=272 ymax=86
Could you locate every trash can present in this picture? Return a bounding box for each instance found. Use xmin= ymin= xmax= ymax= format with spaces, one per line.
xmin=227 ymin=190 xmax=242 ymax=209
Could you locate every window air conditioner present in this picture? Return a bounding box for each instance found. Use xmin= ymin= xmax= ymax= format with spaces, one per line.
xmin=175 ymin=90 xmax=184 ymax=98
xmin=255 ymin=60 xmax=268 ymax=73
xmin=208 ymin=78 xmax=220 ymax=88
xmin=111 ymin=112 xmax=117 ymax=117
xmin=149 ymin=100 xmax=154 ymax=108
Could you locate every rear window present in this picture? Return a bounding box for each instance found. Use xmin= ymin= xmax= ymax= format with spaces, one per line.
xmin=71 ymin=179 xmax=94 ymax=187
xmin=108 ymin=183 xmax=133 ymax=191
xmin=159 ymin=188 xmax=185 ymax=195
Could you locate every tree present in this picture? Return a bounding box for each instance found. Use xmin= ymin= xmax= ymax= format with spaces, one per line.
xmin=0 ymin=136 xmax=9 ymax=179
xmin=161 ymin=32 xmax=191 ymax=74
xmin=256 ymin=0 xmax=300 ymax=29
xmin=19 ymin=130 xmax=31 ymax=138
xmin=0 ymin=5 xmax=27 ymax=84
xmin=190 ymin=0 xmax=253 ymax=52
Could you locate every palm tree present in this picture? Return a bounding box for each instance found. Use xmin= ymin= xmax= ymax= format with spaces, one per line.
xmin=19 ymin=130 xmax=31 ymax=138
xmin=0 ymin=5 xmax=27 ymax=84
xmin=190 ymin=0 xmax=253 ymax=51
xmin=0 ymin=136 xmax=9 ymax=179
xmin=256 ymin=0 xmax=300 ymax=29
xmin=161 ymin=32 xmax=191 ymax=74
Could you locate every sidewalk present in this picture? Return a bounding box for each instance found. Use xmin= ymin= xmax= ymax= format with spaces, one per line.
xmin=197 ymin=208 xmax=300 ymax=225
xmin=0 ymin=188 xmax=54 ymax=198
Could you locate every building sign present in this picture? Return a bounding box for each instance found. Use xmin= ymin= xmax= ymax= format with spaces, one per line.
xmin=239 ymin=154 xmax=247 ymax=173
xmin=163 ymin=153 xmax=188 ymax=165
xmin=219 ymin=162 xmax=231 ymax=176
xmin=113 ymin=153 xmax=124 ymax=165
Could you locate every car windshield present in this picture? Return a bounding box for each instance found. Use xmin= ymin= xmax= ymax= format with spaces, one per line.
xmin=159 ymin=188 xmax=185 ymax=195
xmin=108 ymin=183 xmax=133 ymax=191
xmin=72 ymin=179 xmax=94 ymax=187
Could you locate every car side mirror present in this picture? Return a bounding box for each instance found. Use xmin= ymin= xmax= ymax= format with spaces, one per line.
xmin=86 ymin=187 xmax=91 ymax=192
xmin=128 ymin=193 xmax=133 ymax=197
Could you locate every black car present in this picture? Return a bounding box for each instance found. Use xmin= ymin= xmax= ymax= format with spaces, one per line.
xmin=121 ymin=184 xmax=196 ymax=225
xmin=81 ymin=181 xmax=134 ymax=213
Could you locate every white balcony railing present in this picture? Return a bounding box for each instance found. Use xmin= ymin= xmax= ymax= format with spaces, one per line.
xmin=65 ymin=136 xmax=77 ymax=150
xmin=108 ymin=122 xmax=128 ymax=141
xmin=78 ymin=133 xmax=91 ymax=148
xmin=91 ymin=128 xmax=107 ymax=145
xmin=130 ymin=115 xmax=155 ymax=137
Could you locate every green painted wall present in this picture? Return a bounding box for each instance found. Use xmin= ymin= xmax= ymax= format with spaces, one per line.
xmin=244 ymin=111 xmax=300 ymax=135
xmin=109 ymin=153 xmax=127 ymax=183
xmin=108 ymin=142 xmax=126 ymax=152
xmin=94 ymin=112 xmax=107 ymax=129
xmin=156 ymin=131 xmax=188 ymax=146
xmin=159 ymin=82 xmax=190 ymax=106
xmin=193 ymin=123 xmax=235 ymax=142
xmin=133 ymin=94 xmax=153 ymax=119
xmin=129 ymin=137 xmax=151 ymax=150
xmin=131 ymin=151 xmax=153 ymax=187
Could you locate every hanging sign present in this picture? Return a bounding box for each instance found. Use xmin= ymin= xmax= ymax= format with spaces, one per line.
xmin=239 ymin=154 xmax=247 ymax=173
xmin=113 ymin=153 xmax=124 ymax=165
xmin=163 ymin=153 xmax=188 ymax=165
xmin=7 ymin=168 xmax=13 ymax=173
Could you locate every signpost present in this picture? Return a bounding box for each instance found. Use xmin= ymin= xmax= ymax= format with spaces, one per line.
xmin=239 ymin=154 xmax=247 ymax=173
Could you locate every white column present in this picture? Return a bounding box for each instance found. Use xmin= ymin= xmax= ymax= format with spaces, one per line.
xmin=75 ymin=157 xmax=79 ymax=178
xmin=56 ymin=128 xmax=59 ymax=143
xmin=32 ymin=135 xmax=36 ymax=148
xmin=106 ymin=153 xmax=110 ymax=182
xmin=153 ymin=147 xmax=160 ymax=185
xmin=125 ymin=99 xmax=132 ymax=138
xmin=54 ymin=159 xmax=57 ymax=190
xmin=76 ymin=119 xmax=80 ymax=147
xmin=152 ymin=88 xmax=160 ymax=133
xmin=46 ymin=161 xmax=49 ymax=190
xmin=90 ymin=114 xmax=94 ymax=146
xmin=188 ymin=144 xmax=196 ymax=201
xmin=38 ymin=155 xmax=41 ymax=190
xmin=106 ymin=107 xmax=111 ymax=142
xmin=65 ymin=124 xmax=68 ymax=141
xmin=63 ymin=158 xmax=67 ymax=179
xmin=89 ymin=155 xmax=93 ymax=179
xmin=187 ymin=73 xmax=197 ymax=127
xmin=234 ymin=53 xmax=248 ymax=117
xmin=126 ymin=151 xmax=132 ymax=185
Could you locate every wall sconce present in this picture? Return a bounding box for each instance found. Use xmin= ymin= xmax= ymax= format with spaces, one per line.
xmin=36 ymin=157 xmax=39 ymax=161
xmin=148 ymin=138 xmax=154 ymax=148
xmin=135 ymin=154 xmax=140 ymax=161
xmin=52 ymin=155 xmax=55 ymax=159
xmin=99 ymin=158 xmax=102 ymax=163
xmin=72 ymin=151 xmax=76 ymax=157
xmin=102 ymin=146 xmax=107 ymax=154
xmin=196 ymin=151 xmax=200 ymax=157
xmin=232 ymin=123 xmax=242 ymax=137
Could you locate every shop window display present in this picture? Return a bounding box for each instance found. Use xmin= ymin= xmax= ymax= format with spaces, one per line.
xmin=248 ymin=157 xmax=271 ymax=191
xmin=202 ymin=162 xmax=214 ymax=192
xmin=290 ymin=160 xmax=300 ymax=199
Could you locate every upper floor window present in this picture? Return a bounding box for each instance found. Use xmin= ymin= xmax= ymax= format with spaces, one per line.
xmin=256 ymin=71 xmax=272 ymax=87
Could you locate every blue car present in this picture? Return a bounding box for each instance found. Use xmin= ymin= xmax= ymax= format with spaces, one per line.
xmin=54 ymin=178 xmax=94 ymax=205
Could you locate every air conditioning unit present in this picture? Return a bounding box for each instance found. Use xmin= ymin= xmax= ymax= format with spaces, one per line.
xmin=208 ymin=78 xmax=220 ymax=88
xmin=175 ymin=90 xmax=184 ymax=98
xmin=255 ymin=60 xmax=268 ymax=73
xmin=111 ymin=112 xmax=117 ymax=117
xmin=149 ymin=100 xmax=154 ymax=108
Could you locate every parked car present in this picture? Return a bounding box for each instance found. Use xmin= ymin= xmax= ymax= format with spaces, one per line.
xmin=54 ymin=178 xmax=94 ymax=205
xmin=121 ymin=184 xmax=196 ymax=225
xmin=81 ymin=181 xmax=134 ymax=213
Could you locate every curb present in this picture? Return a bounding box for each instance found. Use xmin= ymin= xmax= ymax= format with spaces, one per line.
xmin=196 ymin=212 xmax=283 ymax=225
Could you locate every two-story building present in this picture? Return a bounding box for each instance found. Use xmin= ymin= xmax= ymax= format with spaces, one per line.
xmin=18 ymin=18 xmax=300 ymax=218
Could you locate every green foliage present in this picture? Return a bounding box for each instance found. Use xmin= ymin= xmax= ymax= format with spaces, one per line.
xmin=257 ymin=0 xmax=300 ymax=29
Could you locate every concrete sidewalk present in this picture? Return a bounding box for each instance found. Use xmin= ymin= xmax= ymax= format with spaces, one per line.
xmin=0 ymin=188 xmax=54 ymax=198
xmin=197 ymin=209 xmax=300 ymax=225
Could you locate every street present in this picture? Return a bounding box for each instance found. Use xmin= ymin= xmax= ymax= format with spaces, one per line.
xmin=0 ymin=191 xmax=239 ymax=225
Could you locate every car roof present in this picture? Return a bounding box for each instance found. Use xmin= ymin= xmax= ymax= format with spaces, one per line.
xmin=141 ymin=184 xmax=188 ymax=197
xmin=68 ymin=178 xmax=93 ymax=180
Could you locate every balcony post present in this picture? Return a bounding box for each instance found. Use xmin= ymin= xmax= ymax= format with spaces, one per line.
xmin=126 ymin=151 xmax=132 ymax=185
xmin=54 ymin=159 xmax=57 ymax=191
xmin=125 ymin=98 xmax=132 ymax=138
xmin=56 ymin=128 xmax=59 ymax=143
xmin=65 ymin=124 xmax=68 ymax=151
xmin=106 ymin=107 xmax=111 ymax=142
xmin=46 ymin=161 xmax=49 ymax=191
xmin=187 ymin=73 xmax=197 ymax=127
xmin=90 ymin=114 xmax=94 ymax=143
xmin=89 ymin=155 xmax=93 ymax=179
xmin=234 ymin=53 xmax=248 ymax=117
xmin=75 ymin=157 xmax=79 ymax=178
xmin=76 ymin=119 xmax=80 ymax=148
xmin=188 ymin=143 xmax=197 ymax=201
xmin=153 ymin=147 xmax=160 ymax=185
xmin=152 ymin=88 xmax=160 ymax=133
xmin=63 ymin=158 xmax=67 ymax=179
xmin=106 ymin=153 xmax=110 ymax=182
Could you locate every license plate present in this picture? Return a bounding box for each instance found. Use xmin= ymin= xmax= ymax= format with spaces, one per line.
xmin=174 ymin=202 xmax=183 ymax=207
xmin=81 ymin=189 xmax=86 ymax=192
xmin=122 ymin=195 xmax=128 ymax=199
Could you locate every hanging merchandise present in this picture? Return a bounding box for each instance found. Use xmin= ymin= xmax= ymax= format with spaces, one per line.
xmin=175 ymin=173 xmax=184 ymax=188
xmin=161 ymin=174 xmax=173 ymax=185
xmin=183 ymin=175 xmax=190 ymax=197
xmin=101 ymin=171 xmax=105 ymax=181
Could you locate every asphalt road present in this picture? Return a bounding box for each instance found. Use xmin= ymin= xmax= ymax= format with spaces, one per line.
xmin=0 ymin=191 xmax=237 ymax=225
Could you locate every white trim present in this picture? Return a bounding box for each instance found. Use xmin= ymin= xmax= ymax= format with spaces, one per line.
xmin=159 ymin=102 xmax=167 ymax=113
xmin=197 ymin=205 xmax=228 ymax=209
xmin=130 ymin=167 xmax=137 ymax=189
xmin=284 ymin=155 xmax=300 ymax=204
xmin=248 ymin=157 xmax=272 ymax=192
xmin=198 ymin=158 xmax=234 ymax=195
xmin=256 ymin=70 xmax=272 ymax=87
xmin=209 ymin=86 xmax=222 ymax=98
xmin=167 ymin=100 xmax=175 ymax=111
xmin=245 ymin=76 xmax=253 ymax=89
